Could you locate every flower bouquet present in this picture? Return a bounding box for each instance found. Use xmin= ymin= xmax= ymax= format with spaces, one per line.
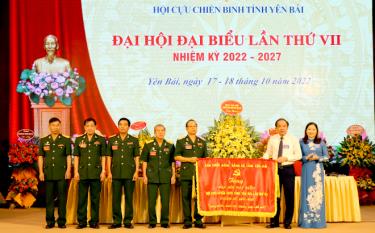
xmin=8 ymin=141 xmax=39 ymax=166
xmin=7 ymin=139 xmax=39 ymax=207
xmin=136 ymin=128 xmax=153 ymax=177
xmin=206 ymin=113 xmax=261 ymax=158
xmin=338 ymin=134 xmax=375 ymax=204
xmin=16 ymin=68 xmax=86 ymax=106
xmin=339 ymin=135 xmax=375 ymax=167
xmin=6 ymin=167 xmax=38 ymax=208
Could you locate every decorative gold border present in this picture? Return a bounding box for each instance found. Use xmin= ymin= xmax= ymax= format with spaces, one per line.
xmin=196 ymin=158 xmax=278 ymax=217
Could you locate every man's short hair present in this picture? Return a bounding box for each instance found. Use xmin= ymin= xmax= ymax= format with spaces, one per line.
xmin=275 ymin=118 xmax=289 ymax=127
xmin=154 ymin=124 xmax=166 ymax=132
xmin=118 ymin=117 xmax=131 ymax=126
xmin=49 ymin=117 xmax=61 ymax=124
xmin=84 ymin=117 xmax=96 ymax=126
xmin=185 ymin=119 xmax=197 ymax=127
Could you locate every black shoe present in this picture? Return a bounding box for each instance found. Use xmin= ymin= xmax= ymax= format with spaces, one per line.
xmin=124 ymin=223 xmax=134 ymax=229
xmin=266 ymin=223 xmax=279 ymax=228
xmin=108 ymin=224 xmax=121 ymax=229
xmin=45 ymin=224 xmax=55 ymax=229
xmin=161 ymin=224 xmax=169 ymax=228
xmin=183 ymin=224 xmax=192 ymax=229
xmin=76 ymin=224 xmax=87 ymax=229
xmin=148 ymin=224 xmax=156 ymax=228
xmin=58 ymin=224 xmax=66 ymax=228
xmin=284 ymin=225 xmax=292 ymax=229
xmin=194 ymin=223 xmax=206 ymax=229
xmin=90 ymin=223 xmax=99 ymax=229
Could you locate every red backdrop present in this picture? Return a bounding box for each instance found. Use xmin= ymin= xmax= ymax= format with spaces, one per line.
xmin=9 ymin=0 xmax=117 ymax=143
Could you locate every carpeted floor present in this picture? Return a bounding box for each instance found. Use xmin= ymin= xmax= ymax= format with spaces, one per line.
xmin=0 ymin=206 xmax=374 ymax=232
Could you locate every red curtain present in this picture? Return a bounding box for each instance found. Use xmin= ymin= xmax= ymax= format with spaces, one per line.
xmin=9 ymin=0 xmax=117 ymax=143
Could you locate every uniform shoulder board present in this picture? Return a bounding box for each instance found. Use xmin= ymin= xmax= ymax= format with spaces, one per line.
xmin=109 ymin=134 xmax=117 ymax=138
xmin=62 ymin=134 xmax=70 ymax=138
xmin=198 ymin=136 xmax=206 ymax=141
xmin=177 ymin=135 xmax=186 ymax=140
xmin=146 ymin=139 xmax=154 ymax=144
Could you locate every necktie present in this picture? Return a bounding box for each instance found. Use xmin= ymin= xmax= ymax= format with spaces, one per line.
xmin=278 ymin=136 xmax=283 ymax=158
xmin=277 ymin=136 xmax=283 ymax=168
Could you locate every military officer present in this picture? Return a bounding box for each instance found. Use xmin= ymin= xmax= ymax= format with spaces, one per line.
xmin=141 ymin=124 xmax=176 ymax=228
xmin=107 ymin=118 xmax=140 ymax=229
xmin=174 ymin=119 xmax=207 ymax=229
xmin=38 ymin=117 xmax=71 ymax=229
xmin=74 ymin=117 xmax=106 ymax=229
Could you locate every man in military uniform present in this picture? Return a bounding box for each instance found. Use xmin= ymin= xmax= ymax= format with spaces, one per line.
xmin=74 ymin=117 xmax=106 ymax=229
xmin=38 ymin=117 xmax=72 ymax=229
xmin=107 ymin=118 xmax=140 ymax=229
xmin=174 ymin=119 xmax=207 ymax=229
xmin=141 ymin=124 xmax=176 ymax=228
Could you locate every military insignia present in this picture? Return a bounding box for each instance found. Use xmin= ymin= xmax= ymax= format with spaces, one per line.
xmin=79 ymin=141 xmax=87 ymax=148
xmin=197 ymin=142 xmax=203 ymax=147
xmin=163 ymin=148 xmax=169 ymax=152
xmin=94 ymin=141 xmax=101 ymax=145
xmin=127 ymin=142 xmax=133 ymax=145
xmin=58 ymin=144 xmax=65 ymax=148
xmin=150 ymin=151 xmax=157 ymax=156
xmin=185 ymin=144 xmax=192 ymax=150
xmin=112 ymin=145 xmax=118 ymax=150
xmin=283 ymin=145 xmax=290 ymax=149
xmin=43 ymin=145 xmax=50 ymax=151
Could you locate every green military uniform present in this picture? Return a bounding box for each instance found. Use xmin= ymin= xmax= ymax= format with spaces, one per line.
xmin=107 ymin=134 xmax=140 ymax=225
xmin=39 ymin=134 xmax=71 ymax=226
xmin=73 ymin=133 xmax=106 ymax=226
xmin=140 ymin=139 xmax=175 ymax=225
xmin=175 ymin=135 xmax=207 ymax=226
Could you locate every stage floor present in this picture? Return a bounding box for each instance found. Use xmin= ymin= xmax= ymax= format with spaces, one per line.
xmin=0 ymin=206 xmax=374 ymax=232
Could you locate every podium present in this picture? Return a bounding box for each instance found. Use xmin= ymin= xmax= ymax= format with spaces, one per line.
xmin=31 ymin=100 xmax=71 ymax=137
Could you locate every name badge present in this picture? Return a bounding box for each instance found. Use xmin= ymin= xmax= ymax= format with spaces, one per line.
xmin=283 ymin=145 xmax=290 ymax=149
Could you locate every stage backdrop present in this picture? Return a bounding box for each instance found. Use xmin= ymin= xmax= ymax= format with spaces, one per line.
xmin=9 ymin=0 xmax=374 ymax=143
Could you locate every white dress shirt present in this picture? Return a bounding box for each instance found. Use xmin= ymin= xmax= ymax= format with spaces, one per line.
xmin=263 ymin=133 xmax=302 ymax=166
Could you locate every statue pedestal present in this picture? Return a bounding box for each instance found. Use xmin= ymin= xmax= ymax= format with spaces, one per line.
xmin=31 ymin=100 xmax=71 ymax=137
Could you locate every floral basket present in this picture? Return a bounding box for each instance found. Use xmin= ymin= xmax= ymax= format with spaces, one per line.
xmin=6 ymin=167 xmax=38 ymax=208
xmin=8 ymin=141 xmax=39 ymax=166
xmin=206 ymin=113 xmax=261 ymax=158
xmin=16 ymin=68 xmax=86 ymax=106
xmin=7 ymin=139 xmax=39 ymax=208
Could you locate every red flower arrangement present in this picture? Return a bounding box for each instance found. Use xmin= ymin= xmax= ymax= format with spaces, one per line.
xmin=7 ymin=177 xmax=38 ymax=198
xmin=8 ymin=142 xmax=39 ymax=165
xmin=6 ymin=167 xmax=38 ymax=208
